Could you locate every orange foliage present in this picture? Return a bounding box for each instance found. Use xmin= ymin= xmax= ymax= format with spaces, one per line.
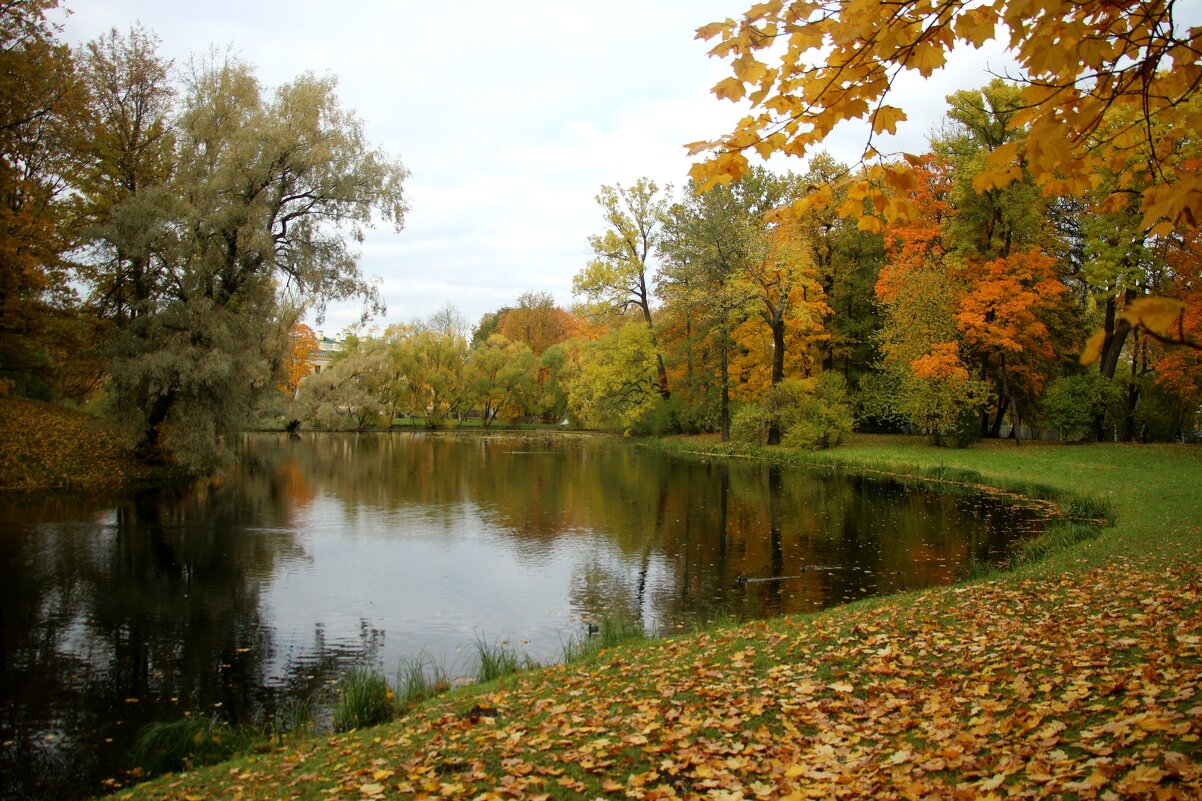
xmin=279 ymin=323 xmax=319 ymax=395
xmin=496 ymin=297 xmax=578 ymax=356
xmin=911 ymin=342 xmax=969 ymax=382
xmin=875 ymin=157 xmax=953 ymax=304
xmin=956 ymin=250 xmax=1064 ymax=360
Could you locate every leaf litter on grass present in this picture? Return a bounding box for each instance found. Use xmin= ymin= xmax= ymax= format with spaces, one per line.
xmin=122 ymin=554 xmax=1202 ymax=801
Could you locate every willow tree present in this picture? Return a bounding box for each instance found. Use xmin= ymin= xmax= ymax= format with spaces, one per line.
xmin=78 ymin=47 xmax=408 ymax=468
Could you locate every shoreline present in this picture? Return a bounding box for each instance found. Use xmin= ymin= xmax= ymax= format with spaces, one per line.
xmin=100 ymin=435 xmax=1202 ymax=800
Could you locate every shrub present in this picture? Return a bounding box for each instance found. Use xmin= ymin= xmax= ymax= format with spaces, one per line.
xmin=730 ymin=404 xmax=770 ymax=445
xmin=1042 ymin=372 xmax=1113 ymax=441
xmin=782 ymin=373 xmax=855 ymax=450
xmin=730 ymin=374 xmax=855 ymax=450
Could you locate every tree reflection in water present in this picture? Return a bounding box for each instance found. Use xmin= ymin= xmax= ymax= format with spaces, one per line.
xmin=0 ymin=432 xmax=1047 ymax=799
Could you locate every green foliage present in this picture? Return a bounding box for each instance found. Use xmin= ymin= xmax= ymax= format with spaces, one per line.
xmin=130 ymin=717 xmax=253 ymax=778
xmin=565 ymin=322 xmax=662 ymax=433
xmin=1133 ymin=378 xmax=1199 ymax=442
xmin=853 ymin=370 xmax=907 ymax=431
xmin=1041 ymin=372 xmax=1113 ymax=441
xmin=331 ymin=667 xmax=396 ymax=733
xmin=781 ymin=372 xmax=855 ymax=450
xmin=70 ymin=45 xmax=409 ymax=470
xmin=730 ymin=374 xmax=854 ymax=449
xmin=729 ymin=403 xmax=770 ymax=445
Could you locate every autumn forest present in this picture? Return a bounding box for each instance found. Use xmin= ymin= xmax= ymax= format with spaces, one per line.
xmin=3 ymin=0 xmax=1200 ymax=475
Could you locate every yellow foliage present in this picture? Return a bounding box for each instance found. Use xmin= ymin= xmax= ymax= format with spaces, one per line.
xmin=692 ymin=0 xmax=1202 ymax=237
xmin=1118 ymin=296 xmax=1187 ymax=338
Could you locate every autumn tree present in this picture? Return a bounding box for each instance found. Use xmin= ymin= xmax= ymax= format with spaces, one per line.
xmin=564 ymin=322 xmax=664 ymax=434
xmin=574 ymin=178 xmax=672 ymax=397
xmin=0 ymin=0 xmax=86 ymax=396
xmin=930 ymin=81 xmax=1078 ymax=439
xmin=465 ymin=334 xmax=538 ymax=426
xmin=691 ymin=0 xmax=1201 ymax=235
xmin=292 ymin=333 xmax=390 ymax=429
xmin=660 ymin=167 xmax=792 ymax=439
xmin=72 ymin=24 xmax=176 ymax=324
xmin=393 ymin=325 xmax=468 ymax=427
xmin=801 ymin=152 xmax=886 ymax=377
xmin=279 ymin=323 xmax=319 ymax=395
xmin=495 ymin=290 xmax=573 ymax=356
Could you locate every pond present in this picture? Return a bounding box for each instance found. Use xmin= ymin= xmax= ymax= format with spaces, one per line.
xmin=0 ymin=432 xmax=1049 ymax=799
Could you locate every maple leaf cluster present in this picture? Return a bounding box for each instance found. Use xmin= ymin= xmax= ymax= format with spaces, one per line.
xmin=689 ymin=0 xmax=1201 ymax=234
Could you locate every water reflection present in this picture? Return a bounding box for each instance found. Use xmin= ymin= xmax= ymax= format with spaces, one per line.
xmin=0 ymin=433 xmax=1047 ymax=799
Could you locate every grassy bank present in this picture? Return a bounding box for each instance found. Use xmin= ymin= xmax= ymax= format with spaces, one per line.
xmin=107 ymin=436 xmax=1201 ymax=800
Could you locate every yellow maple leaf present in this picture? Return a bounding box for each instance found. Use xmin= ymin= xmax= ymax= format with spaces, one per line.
xmin=713 ymin=76 xmax=747 ymax=103
xmin=872 ymin=105 xmax=907 ymax=135
xmin=1118 ymin=296 xmax=1186 ymax=337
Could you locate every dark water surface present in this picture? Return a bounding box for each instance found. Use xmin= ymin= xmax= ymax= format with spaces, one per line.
xmin=0 ymin=432 xmax=1049 ymax=799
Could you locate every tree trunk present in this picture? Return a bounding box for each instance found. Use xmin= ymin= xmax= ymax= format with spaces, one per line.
xmin=720 ymin=325 xmax=731 ymax=442
xmin=138 ymin=390 xmax=176 ymax=463
xmin=639 ymin=292 xmax=672 ymax=401
xmin=766 ymin=318 xmax=786 ymax=445
xmin=989 ymin=395 xmax=1009 ymax=438
xmin=1095 ymin=291 xmax=1135 ymax=440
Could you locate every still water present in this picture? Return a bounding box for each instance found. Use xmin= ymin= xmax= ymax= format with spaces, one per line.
xmin=0 ymin=432 xmax=1048 ymax=799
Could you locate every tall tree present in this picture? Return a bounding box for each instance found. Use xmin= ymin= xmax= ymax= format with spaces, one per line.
xmin=661 ymin=167 xmax=789 ymax=440
xmin=78 ymin=52 xmax=409 ymax=468
xmin=73 ymin=24 xmax=176 ymax=324
xmin=0 ymin=0 xmax=85 ymax=396
xmin=574 ymin=178 xmax=672 ymax=397
xmin=801 ymin=152 xmax=886 ymax=378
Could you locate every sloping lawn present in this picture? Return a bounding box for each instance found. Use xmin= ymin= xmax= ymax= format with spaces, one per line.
xmin=108 ymin=437 xmax=1202 ymax=800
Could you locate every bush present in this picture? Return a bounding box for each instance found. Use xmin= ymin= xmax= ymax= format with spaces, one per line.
xmin=1042 ymin=372 xmax=1113 ymax=441
xmin=730 ymin=404 xmax=770 ymax=445
xmin=782 ymin=373 xmax=855 ymax=450
xmin=331 ymin=667 xmax=396 ymax=732
xmin=730 ymin=374 xmax=855 ymax=450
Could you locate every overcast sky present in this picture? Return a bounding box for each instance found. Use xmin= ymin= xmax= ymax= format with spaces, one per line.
xmin=60 ymin=1 xmax=1020 ymax=336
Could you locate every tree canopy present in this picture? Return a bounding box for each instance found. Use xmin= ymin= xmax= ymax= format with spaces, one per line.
xmin=688 ymin=0 xmax=1201 ymax=234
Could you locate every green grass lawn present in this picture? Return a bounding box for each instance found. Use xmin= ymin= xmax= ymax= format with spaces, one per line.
xmin=106 ymin=436 xmax=1202 ymax=800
